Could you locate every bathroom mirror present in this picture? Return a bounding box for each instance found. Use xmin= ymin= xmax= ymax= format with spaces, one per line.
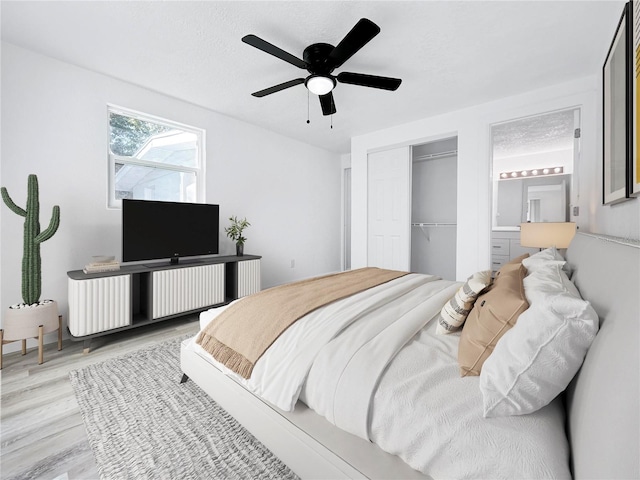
xmin=495 ymin=174 xmax=570 ymax=226
xmin=491 ymin=108 xmax=578 ymax=230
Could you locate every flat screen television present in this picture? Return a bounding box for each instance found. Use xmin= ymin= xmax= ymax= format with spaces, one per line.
xmin=122 ymin=199 xmax=219 ymax=263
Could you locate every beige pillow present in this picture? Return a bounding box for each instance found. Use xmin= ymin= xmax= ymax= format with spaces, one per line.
xmin=436 ymin=270 xmax=492 ymax=334
xmin=458 ymin=262 xmax=529 ymax=377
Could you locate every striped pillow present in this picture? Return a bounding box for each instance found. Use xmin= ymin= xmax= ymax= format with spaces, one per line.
xmin=436 ymin=270 xmax=492 ymax=334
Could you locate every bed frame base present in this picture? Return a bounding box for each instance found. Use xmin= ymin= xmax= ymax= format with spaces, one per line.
xmin=180 ymin=341 xmax=429 ymax=480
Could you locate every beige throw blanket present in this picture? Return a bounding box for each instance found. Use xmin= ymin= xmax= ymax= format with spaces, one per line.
xmin=196 ymin=267 xmax=408 ymax=379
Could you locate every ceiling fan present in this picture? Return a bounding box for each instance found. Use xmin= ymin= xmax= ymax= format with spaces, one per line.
xmin=242 ymin=18 xmax=402 ymax=116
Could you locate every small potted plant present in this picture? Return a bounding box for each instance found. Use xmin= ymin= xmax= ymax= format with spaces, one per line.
xmin=225 ymin=216 xmax=250 ymax=256
xmin=1 ymin=174 xmax=61 ymax=367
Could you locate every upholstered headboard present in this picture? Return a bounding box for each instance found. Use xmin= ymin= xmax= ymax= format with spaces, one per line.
xmin=565 ymin=232 xmax=640 ymax=479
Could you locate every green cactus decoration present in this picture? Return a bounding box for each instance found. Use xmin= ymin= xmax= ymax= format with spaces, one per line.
xmin=1 ymin=174 xmax=60 ymax=305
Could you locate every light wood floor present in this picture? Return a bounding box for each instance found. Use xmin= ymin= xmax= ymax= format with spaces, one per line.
xmin=0 ymin=316 xmax=200 ymax=480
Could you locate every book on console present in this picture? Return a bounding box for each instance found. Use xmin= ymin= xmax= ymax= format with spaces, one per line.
xmin=84 ymin=260 xmax=121 ymax=274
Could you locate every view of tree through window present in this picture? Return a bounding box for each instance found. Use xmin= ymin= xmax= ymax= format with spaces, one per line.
xmin=109 ymin=113 xmax=172 ymax=156
xmin=107 ymin=107 xmax=203 ymax=208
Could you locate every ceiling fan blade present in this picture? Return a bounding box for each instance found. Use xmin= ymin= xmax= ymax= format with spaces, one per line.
xmin=337 ymin=72 xmax=402 ymax=91
xmin=242 ymin=34 xmax=307 ymax=69
xmin=251 ymin=78 xmax=305 ymax=97
xmin=328 ymin=18 xmax=380 ymax=68
xmin=319 ymin=92 xmax=336 ymax=116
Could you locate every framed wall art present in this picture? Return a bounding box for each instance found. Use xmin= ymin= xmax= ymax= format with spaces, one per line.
xmin=632 ymin=0 xmax=640 ymax=196
xmin=603 ymin=2 xmax=632 ymax=204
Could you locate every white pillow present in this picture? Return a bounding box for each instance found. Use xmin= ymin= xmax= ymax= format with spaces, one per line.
xmin=522 ymin=262 xmax=580 ymax=305
xmin=479 ymin=263 xmax=598 ymax=417
xmin=521 ymin=246 xmax=570 ymax=276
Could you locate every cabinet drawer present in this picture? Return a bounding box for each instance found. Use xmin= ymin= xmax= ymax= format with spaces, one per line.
xmin=491 ymin=238 xmax=510 ymax=255
xmin=68 ymin=275 xmax=131 ymax=336
xmin=491 ymin=254 xmax=510 ymax=272
xmin=237 ymin=259 xmax=261 ymax=298
xmin=153 ymin=264 xmax=225 ymax=319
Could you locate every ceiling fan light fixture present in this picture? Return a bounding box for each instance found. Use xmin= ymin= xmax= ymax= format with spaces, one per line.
xmin=244 ymin=19 xmax=401 ymax=116
xmin=305 ymin=75 xmax=336 ymax=96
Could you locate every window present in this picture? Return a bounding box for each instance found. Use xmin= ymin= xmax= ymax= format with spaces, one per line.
xmin=108 ymin=106 xmax=204 ymax=208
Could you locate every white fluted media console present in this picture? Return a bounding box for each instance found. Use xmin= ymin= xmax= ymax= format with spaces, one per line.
xmin=67 ymin=255 xmax=261 ymax=352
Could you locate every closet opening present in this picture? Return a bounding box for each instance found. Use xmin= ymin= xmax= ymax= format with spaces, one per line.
xmin=410 ymin=137 xmax=458 ymax=280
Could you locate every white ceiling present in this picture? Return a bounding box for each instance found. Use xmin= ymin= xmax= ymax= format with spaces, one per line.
xmin=0 ymin=1 xmax=625 ymax=154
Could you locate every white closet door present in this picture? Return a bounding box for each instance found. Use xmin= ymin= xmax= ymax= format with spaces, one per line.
xmin=367 ymin=146 xmax=411 ymax=270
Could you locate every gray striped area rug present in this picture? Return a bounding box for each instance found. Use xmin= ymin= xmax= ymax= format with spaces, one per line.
xmin=69 ymin=336 xmax=299 ymax=480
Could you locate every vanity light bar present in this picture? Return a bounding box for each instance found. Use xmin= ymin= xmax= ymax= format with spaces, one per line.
xmin=499 ymin=166 xmax=563 ymax=180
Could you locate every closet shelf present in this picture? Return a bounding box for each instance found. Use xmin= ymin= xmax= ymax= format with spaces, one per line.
xmin=412 ymin=222 xmax=457 ymax=227
xmin=413 ymin=150 xmax=458 ymax=161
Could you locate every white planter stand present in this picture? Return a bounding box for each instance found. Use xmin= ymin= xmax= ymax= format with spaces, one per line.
xmin=1 ymin=300 xmax=62 ymax=369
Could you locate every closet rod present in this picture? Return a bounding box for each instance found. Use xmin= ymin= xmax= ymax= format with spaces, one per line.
xmin=413 ymin=150 xmax=458 ymax=161
xmin=411 ymin=222 xmax=457 ymax=227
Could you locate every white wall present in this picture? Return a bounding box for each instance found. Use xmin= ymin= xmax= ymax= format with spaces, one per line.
xmin=351 ymin=75 xmax=640 ymax=280
xmin=1 ymin=43 xmax=341 ymax=350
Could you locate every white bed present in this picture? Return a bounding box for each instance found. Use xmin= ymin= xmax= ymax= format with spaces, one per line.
xmin=180 ymin=232 xmax=640 ymax=479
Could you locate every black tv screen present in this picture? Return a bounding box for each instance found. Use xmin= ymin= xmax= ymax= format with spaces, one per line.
xmin=122 ymin=199 xmax=219 ymax=263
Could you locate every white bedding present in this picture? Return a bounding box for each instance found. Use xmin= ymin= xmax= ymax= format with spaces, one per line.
xmin=189 ymin=273 xmax=571 ymax=479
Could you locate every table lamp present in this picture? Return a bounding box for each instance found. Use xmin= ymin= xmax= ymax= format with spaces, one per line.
xmin=520 ymin=222 xmax=577 ymax=249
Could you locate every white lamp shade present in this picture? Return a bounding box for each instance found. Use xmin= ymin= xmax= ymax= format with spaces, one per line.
xmin=520 ymin=222 xmax=576 ymax=249
xmin=306 ymin=76 xmax=335 ymax=96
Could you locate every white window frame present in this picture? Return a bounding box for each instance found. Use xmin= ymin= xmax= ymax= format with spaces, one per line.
xmin=107 ymin=105 xmax=205 ymax=209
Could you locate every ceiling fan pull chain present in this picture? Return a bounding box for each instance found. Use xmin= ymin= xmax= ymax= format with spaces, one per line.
xmin=330 ymin=114 xmax=333 ymax=129
xmin=306 ymin=90 xmax=310 ymax=124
